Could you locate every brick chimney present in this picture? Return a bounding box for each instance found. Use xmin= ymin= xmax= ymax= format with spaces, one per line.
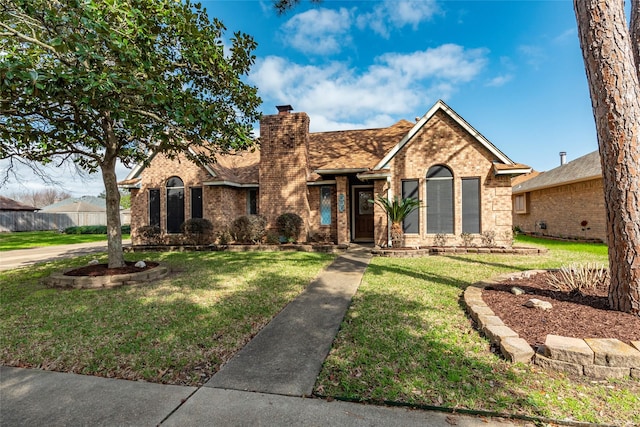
xmin=259 ymin=106 xmax=311 ymax=241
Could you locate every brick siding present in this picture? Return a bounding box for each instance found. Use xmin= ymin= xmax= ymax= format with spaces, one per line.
xmin=513 ymin=178 xmax=606 ymax=242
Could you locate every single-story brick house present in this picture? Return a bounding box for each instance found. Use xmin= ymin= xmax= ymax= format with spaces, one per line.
xmin=121 ymin=100 xmax=530 ymax=247
xmin=512 ymin=150 xmax=606 ymax=242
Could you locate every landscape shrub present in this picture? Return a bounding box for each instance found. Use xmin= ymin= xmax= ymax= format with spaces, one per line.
xmin=276 ymin=212 xmax=303 ymax=243
xmin=480 ymin=230 xmax=497 ymax=247
xmin=64 ymin=225 xmax=131 ymax=235
xmin=136 ymin=225 xmax=162 ymax=245
xmin=433 ymin=233 xmax=447 ymax=247
xmin=546 ymin=263 xmax=608 ymax=296
xmin=180 ymin=218 xmax=214 ymax=245
xmin=460 ymin=232 xmax=474 ymax=247
xmin=230 ymin=215 xmax=267 ymax=244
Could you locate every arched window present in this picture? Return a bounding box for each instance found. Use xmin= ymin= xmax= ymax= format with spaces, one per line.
xmin=426 ymin=165 xmax=454 ymax=234
xmin=166 ymin=176 xmax=184 ymax=233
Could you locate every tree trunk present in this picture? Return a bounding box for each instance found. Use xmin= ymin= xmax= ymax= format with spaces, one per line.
xmin=574 ymin=0 xmax=640 ymax=315
xmin=101 ymin=113 xmax=125 ymax=268
xmin=390 ymin=222 xmax=403 ymax=248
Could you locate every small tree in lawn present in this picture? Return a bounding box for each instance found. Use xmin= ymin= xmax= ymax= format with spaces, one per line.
xmin=371 ymin=195 xmax=420 ymax=248
xmin=0 ymin=0 xmax=261 ymax=268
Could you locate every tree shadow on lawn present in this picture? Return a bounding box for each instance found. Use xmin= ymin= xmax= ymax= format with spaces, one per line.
xmin=317 ymin=288 xmax=538 ymax=417
xmin=0 ymin=252 xmax=333 ymax=387
xmin=364 ymin=256 xmax=530 ymax=292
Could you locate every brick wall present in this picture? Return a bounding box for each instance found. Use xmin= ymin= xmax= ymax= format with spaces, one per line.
xmin=380 ymin=110 xmax=514 ymax=247
xmin=259 ymin=111 xmax=311 ymax=240
xmin=513 ymin=178 xmax=606 ymax=242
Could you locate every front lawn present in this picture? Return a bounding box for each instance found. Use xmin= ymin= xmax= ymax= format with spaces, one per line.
xmin=0 ymin=251 xmax=335 ymax=385
xmin=0 ymin=231 xmax=130 ymax=251
xmin=315 ymin=238 xmax=638 ymax=425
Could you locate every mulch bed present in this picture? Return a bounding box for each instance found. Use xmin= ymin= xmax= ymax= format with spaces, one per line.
xmin=481 ymin=271 xmax=640 ymax=348
xmin=64 ymin=261 xmax=159 ymax=277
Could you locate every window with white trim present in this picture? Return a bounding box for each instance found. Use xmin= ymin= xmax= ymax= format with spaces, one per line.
xmin=514 ymin=193 xmax=528 ymax=214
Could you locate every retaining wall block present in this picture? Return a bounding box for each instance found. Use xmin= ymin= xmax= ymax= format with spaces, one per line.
xmin=534 ymin=354 xmax=584 ymax=376
xmin=583 ymin=364 xmax=631 ymax=380
xmin=584 ymin=338 xmax=640 ymax=368
xmin=482 ymin=325 xmax=518 ymax=344
xmin=544 ymin=335 xmax=594 ymax=365
xmin=500 ymin=337 xmax=534 ymax=363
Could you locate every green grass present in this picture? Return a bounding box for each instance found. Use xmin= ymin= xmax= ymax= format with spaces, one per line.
xmin=515 ymin=234 xmax=608 ymax=257
xmin=315 ymin=238 xmax=639 ymax=425
xmin=0 ymin=250 xmax=334 ymax=385
xmin=0 ymin=231 xmax=130 ymax=251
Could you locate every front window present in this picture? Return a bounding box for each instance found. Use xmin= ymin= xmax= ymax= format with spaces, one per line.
xmin=166 ymin=176 xmax=184 ymax=233
xmin=461 ymin=178 xmax=480 ymax=233
xmin=247 ymin=189 xmax=258 ymax=215
xmin=426 ymin=165 xmax=454 ymax=234
xmin=402 ymin=180 xmax=419 ymax=234
xmin=191 ymin=187 xmax=203 ymax=219
xmin=320 ymin=186 xmax=332 ymax=225
xmin=149 ymin=189 xmax=160 ymax=227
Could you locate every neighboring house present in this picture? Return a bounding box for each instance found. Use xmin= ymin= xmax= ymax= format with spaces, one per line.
xmin=0 ymin=196 xmax=38 ymax=212
xmin=512 ymin=150 xmax=606 ymax=242
xmin=121 ymin=100 xmax=530 ymax=247
xmin=41 ymin=196 xmax=131 ymax=226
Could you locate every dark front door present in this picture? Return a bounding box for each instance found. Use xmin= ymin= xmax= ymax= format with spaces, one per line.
xmin=353 ymin=187 xmax=374 ymax=241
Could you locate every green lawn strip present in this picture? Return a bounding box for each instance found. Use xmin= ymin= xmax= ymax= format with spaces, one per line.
xmin=515 ymin=234 xmax=608 ymax=257
xmin=316 ymin=244 xmax=638 ymax=425
xmin=1 ymin=250 xmax=335 ymax=385
xmin=0 ymin=231 xmax=131 ymax=251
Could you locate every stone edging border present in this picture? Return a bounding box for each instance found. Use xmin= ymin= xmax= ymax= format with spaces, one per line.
xmin=44 ymin=264 xmax=169 ymax=289
xmin=463 ymin=270 xmax=640 ymax=380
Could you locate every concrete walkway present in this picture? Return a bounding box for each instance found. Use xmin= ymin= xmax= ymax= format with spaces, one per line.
xmin=0 ymin=244 xmax=533 ymax=426
xmin=0 ymin=239 xmax=131 ymax=271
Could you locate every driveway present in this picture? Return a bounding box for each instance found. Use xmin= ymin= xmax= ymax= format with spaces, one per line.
xmin=0 ymin=240 xmax=131 ymax=271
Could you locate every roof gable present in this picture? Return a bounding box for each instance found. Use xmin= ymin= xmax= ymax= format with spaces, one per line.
xmin=374 ymin=99 xmax=515 ymax=170
xmin=0 ymin=196 xmax=38 ymax=211
xmin=513 ymin=150 xmax=601 ymax=194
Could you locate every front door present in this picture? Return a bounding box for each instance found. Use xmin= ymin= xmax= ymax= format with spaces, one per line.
xmin=353 ymin=187 xmax=374 ymax=241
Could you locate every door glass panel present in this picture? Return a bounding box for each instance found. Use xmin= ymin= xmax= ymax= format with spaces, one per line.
xmin=359 ymin=191 xmax=373 ymax=215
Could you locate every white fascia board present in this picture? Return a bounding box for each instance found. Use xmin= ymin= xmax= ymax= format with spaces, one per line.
xmin=314 ymin=168 xmax=368 ymax=175
xmin=118 ymin=183 xmax=141 ymax=189
xmin=124 ymin=164 xmax=144 ymax=181
xmin=203 ymin=181 xmax=258 ymax=188
xmin=374 ymin=100 xmax=514 ymax=170
xmin=495 ymin=167 xmax=532 ymax=176
xmin=307 ymin=180 xmax=337 ymax=186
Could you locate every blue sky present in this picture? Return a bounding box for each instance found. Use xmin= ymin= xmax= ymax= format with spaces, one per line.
xmin=2 ymin=0 xmax=621 ymax=197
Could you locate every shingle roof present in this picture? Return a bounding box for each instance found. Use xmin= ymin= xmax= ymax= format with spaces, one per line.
xmin=309 ymin=120 xmax=415 ymax=171
xmin=0 ymin=196 xmax=38 ymax=211
xmin=207 ymin=149 xmax=260 ymax=185
xmin=41 ymin=196 xmax=107 ymax=212
xmin=512 ymin=151 xmax=601 ymax=194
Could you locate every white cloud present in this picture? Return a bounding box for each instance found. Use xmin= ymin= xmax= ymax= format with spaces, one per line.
xmin=250 ymin=43 xmax=487 ymax=131
xmin=357 ymin=0 xmax=440 ymax=38
xmin=518 ymin=44 xmax=547 ymax=68
xmin=281 ymin=8 xmax=353 ymax=55
xmin=486 ymin=74 xmax=513 ymax=87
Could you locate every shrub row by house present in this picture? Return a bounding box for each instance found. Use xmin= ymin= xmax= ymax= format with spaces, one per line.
xmin=133 ymin=213 xmax=304 ymax=246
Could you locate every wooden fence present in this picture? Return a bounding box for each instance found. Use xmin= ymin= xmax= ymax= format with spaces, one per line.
xmin=0 ymin=211 xmax=131 ymax=232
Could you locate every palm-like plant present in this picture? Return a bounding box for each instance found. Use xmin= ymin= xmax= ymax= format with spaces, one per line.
xmin=371 ymin=195 xmax=421 ymax=248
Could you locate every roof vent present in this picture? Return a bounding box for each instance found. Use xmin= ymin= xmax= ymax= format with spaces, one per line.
xmin=276 ymin=105 xmax=293 ymax=115
xmin=560 ymin=151 xmax=567 ymax=165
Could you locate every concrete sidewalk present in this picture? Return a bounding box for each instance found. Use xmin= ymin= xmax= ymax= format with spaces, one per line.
xmin=0 ymin=246 xmax=533 ymax=426
xmin=0 ymin=240 xmax=131 ymax=271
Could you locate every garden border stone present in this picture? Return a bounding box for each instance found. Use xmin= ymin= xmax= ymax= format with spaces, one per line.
xmin=463 ymin=271 xmax=640 ymax=379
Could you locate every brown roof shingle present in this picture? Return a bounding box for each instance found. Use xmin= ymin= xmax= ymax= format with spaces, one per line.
xmin=0 ymin=196 xmax=38 ymax=211
xmin=308 ymin=120 xmax=415 ymax=171
xmin=513 ymin=151 xmax=601 ymax=194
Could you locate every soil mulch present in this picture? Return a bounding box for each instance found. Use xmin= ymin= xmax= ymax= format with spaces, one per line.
xmin=64 ymin=261 xmax=159 ymax=277
xmin=481 ymin=271 xmax=640 ymax=348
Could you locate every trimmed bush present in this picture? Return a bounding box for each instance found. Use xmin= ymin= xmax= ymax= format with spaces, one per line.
xmin=180 ymin=218 xmax=214 ymax=245
xmin=136 ymin=225 xmax=162 ymax=245
xmin=64 ymin=225 xmax=131 ymax=235
xmin=230 ymin=215 xmax=267 ymax=244
xmin=276 ymin=212 xmax=303 ymax=243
